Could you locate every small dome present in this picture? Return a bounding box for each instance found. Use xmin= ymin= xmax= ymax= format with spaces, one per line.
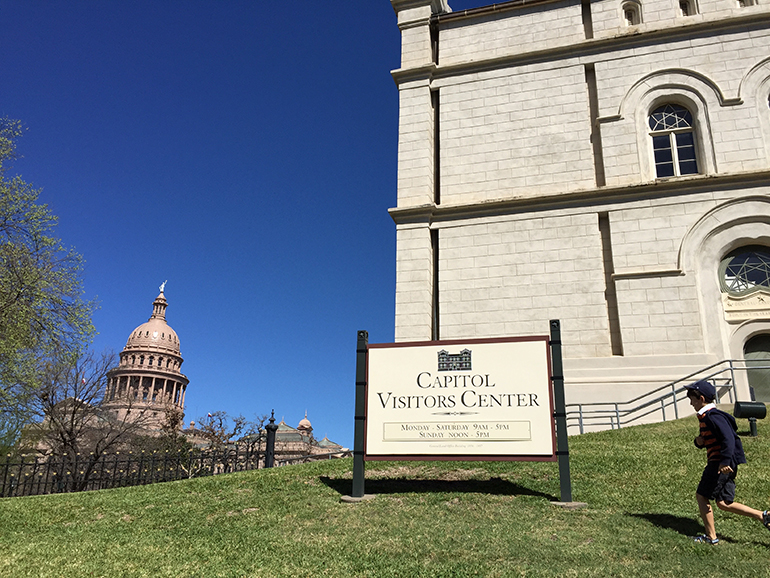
xmin=297 ymin=412 xmax=312 ymax=431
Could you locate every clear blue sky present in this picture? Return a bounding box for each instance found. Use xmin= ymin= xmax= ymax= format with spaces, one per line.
xmin=1 ymin=0 xmax=482 ymax=448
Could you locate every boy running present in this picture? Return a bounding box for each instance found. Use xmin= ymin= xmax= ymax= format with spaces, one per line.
xmin=685 ymin=380 xmax=770 ymax=544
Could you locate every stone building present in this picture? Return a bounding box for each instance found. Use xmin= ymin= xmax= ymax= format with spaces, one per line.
xmin=272 ymin=413 xmax=348 ymax=462
xmin=103 ymin=288 xmax=189 ymax=430
xmin=389 ymin=0 xmax=770 ymax=420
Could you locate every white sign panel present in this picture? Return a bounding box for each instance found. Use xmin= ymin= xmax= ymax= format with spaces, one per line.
xmin=366 ymin=337 xmax=555 ymax=460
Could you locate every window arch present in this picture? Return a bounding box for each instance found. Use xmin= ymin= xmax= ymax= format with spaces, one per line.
xmin=622 ymin=1 xmax=642 ymax=25
xmin=720 ymin=245 xmax=770 ymax=296
xmin=649 ymin=103 xmax=699 ymax=178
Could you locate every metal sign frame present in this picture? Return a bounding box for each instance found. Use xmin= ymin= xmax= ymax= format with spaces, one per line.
xmin=352 ymin=321 xmax=574 ymax=501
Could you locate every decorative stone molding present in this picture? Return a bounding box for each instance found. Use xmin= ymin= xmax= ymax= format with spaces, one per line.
xmin=722 ymin=290 xmax=770 ymax=322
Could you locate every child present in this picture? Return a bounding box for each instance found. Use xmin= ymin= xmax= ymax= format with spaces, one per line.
xmin=685 ymin=380 xmax=770 ymax=544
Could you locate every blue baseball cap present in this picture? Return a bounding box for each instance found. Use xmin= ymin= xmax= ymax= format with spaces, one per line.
xmin=684 ymin=380 xmax=716 ymax=401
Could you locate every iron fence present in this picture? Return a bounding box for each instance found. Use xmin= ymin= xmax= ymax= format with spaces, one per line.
xmin=0 ymin=444 xmax=264 ymax=498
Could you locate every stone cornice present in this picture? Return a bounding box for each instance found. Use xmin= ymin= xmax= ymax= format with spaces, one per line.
xmin=107 ymin=366 xmax=189 ymax=384
xmin=391 ymin=11 xmax=770 ymax=88
xmin=388 ymin=169 xmax=770 ymax=225
xmin=612 ymin=269 xmax=683 ymax=280
xmin=391 ymin=64 xmax=437 ymax=86
xmin=433 ymin=0 xmax=570 ymax=22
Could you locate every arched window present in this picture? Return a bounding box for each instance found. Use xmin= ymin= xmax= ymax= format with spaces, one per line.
xmin=649 ymin=104 xmax=699 ymax=178
xmin=720 ymin=246 xmax=770 ymax=296
xmin=622 ymin=1 xmax=642 ymax=25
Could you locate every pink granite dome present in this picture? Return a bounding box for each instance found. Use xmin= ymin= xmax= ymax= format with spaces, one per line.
xmin=123 ymin=291 xmax=181 ymax=356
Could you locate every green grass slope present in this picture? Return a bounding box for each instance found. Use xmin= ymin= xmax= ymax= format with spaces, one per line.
xmin=1 ymin=415 xmax=769 ymax=578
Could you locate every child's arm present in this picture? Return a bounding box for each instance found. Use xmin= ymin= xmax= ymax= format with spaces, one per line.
xmin=694 ymin=435 xmax=705 ymax=448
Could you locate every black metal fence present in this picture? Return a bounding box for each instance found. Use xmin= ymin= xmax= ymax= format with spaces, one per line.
xmin=0 ymin=445 xmax=264 ymax=498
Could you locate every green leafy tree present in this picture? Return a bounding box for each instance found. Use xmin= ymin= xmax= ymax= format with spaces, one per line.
xmin=0 ymin=118 xmax=96 ymax=451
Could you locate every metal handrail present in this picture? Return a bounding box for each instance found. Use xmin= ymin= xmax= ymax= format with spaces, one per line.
xmin=565 ymin=359 xmax=770 ymax=434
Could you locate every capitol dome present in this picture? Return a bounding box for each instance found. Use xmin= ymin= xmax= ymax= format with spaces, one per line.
xmin=104 ymin=286 xmax=189 ymax=430
xmin=123 ymin=291 xmax=181 ymax=356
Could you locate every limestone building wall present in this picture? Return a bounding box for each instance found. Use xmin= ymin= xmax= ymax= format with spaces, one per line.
xmin=389 ymin=0 xmax=770 ymax=415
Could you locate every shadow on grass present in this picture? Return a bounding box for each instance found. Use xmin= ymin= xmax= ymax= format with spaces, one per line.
xmin=629 ymin=513 xmax=703 ymax=536
xmin=320 ymin=476 xmax=557 ymax=500
xmin=629 ymin=512 xmax=740 ymax=544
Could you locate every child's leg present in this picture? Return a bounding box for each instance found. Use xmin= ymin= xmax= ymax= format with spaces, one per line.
xmin=697 ymin=493 xmax=717 ymax=540
xmin=715 ymin=500 xmax=764 ymax=520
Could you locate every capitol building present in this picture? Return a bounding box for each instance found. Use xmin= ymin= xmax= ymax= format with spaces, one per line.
xmin=103 ymin=286 xmax=188 ymax=429
xmin=102 ymin=286 xmax=346 ymax=456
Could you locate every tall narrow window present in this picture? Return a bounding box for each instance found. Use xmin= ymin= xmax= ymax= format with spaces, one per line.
xmin=649 ymin=104 xmax=699 ymax=178
xmin=679 ymin=0 xmax=694 ymax=15
xmin=622 ymin=1 xmax=641 ymax=25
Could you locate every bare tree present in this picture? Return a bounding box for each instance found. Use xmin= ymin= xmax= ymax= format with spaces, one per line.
xmin=196 ymin=411 xmax=256 ymax=449
xmin=195 ymin=411 xmax=267 ymax=473
xmin=23 ymin=350 xmax=152 ymax=490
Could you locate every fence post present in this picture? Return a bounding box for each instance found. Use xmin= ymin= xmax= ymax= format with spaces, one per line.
xmin=265 ymin=411 xmax=278 ymax=468
xmin=1 ymin=453 xmax=10 ymax=498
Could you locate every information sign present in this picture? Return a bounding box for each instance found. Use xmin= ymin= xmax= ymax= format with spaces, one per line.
xmin=365 ymin=337 xmax=555 ymax=460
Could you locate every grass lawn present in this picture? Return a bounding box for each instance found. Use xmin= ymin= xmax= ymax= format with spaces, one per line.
xmin=1 ymin=414 xmax=769 ymax=577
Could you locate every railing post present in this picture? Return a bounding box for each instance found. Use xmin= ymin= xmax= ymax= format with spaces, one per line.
xmin=672 ymin=384 xmax=679 ymax=420
xmin=578 ymin=404 xmax=584 ymax=435
xmin=729 ymin=359 xmax=736 ymax=401
xmin=614 ymin=403 xmax=621 ymax=429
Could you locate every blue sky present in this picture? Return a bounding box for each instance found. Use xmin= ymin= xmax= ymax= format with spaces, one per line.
xmin=1 ymin=0 xmax=482 ymax=447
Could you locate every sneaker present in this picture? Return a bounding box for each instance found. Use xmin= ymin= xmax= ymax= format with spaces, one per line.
xmin=762 ymin=510 xmax=770 ymax=531
xmin=691 ymin=534 xmax=719 ymax=545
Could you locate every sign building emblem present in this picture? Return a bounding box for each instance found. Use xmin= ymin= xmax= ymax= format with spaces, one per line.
xmin=437 ymin=349 xmax=472 ymax=371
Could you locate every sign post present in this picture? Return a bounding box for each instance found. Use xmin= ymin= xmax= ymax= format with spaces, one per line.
xmin=347 ymin=324 xmax=584 ymax=508
xmin=549 ymin=319 xmax=573 ymax=504
xmin=351 ymin=330 xmax=368 ymax=498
